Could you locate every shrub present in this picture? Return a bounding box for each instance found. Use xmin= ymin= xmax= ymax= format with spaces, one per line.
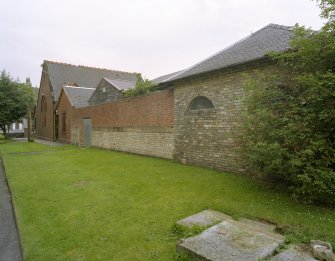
xmin=239 ymin=1 xmax=335 ymax=206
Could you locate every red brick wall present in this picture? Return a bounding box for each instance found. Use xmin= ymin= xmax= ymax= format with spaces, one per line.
xmin=55 ymin=90 xmax=73 ymax=143
xmin=72 ymin=89 xmax=174 ymax=145
xmin=35 ymin=70 xmax=55 ymax=140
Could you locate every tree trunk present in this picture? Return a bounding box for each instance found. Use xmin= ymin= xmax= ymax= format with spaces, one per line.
xmin=0 ymin=125 xmax=7 ymax=139
xmin=27 ymin=110 xmax=33 ymax=142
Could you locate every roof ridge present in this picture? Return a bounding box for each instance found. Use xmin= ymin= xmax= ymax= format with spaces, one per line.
xmin=267 ymin=23 xmax=294 ymax=31
xmin=44 ymin=60 xmax=138 ymax=75
xmin=104 ymin=77 xmax=136 ymax=82
xmin=63 ymin=86 xmax=95 ymax=90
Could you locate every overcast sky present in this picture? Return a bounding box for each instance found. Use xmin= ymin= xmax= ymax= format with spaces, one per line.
xmin=0 ymin=0 xmax=325 ymax=87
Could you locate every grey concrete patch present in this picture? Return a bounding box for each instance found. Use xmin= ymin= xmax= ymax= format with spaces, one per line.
xmin=0 ymin=158 xmax=23 ymax=261
xmin=271 ymin=245 xmax=317 ymax=261
xmin=11 ymin=138 xmax=27 ymax=142
xmin=35 ymin=139 xmax=64 ymax=146
xmin=177 ymin=219 xmax=285 ymax=261
xmin=177 ymin=209 xmax=232 ymax=228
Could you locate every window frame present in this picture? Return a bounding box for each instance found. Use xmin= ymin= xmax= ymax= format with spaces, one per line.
xmin=188 ymin=95 xmax=215 ymax=112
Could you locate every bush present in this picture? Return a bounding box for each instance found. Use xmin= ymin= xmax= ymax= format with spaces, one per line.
xmin=239 ymin=1 xmax=335 ymax=206
xmin=123 ymin=74 xmax=158 ymax=97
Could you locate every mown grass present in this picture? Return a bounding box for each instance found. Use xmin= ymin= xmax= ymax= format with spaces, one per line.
xmin=1 ymin=141 xmax=334 ymax=260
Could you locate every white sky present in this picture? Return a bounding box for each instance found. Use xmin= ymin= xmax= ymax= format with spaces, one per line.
xmin=0 ymin=0 xmax=325 ymax=87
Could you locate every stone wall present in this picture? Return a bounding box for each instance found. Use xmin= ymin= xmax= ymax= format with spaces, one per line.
xmin=172 ymin=61 xmax=276 ymax=174
xmin=71 ymin=89 xmax=174 ymax=159
xmin=91 ymin=127 xmax=174 ymax=159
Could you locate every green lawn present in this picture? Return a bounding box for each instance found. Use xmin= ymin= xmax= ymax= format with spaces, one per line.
xmin=1 ymin=141 xmax=334 ymax=260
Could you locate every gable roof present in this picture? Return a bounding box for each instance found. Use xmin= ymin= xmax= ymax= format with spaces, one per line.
xmin=164 ymin=24 xmax=293 ymax=83
xmin=44 ymin=60 xmax=138 ymax=101
xmin=104 ymin=77 xmax=136 ymax=90
xmin=62 ymin=86 xmax=95 ymax=108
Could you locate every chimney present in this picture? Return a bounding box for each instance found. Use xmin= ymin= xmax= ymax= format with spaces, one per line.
xmin=26 ymin=77 xmax=32 ymax=86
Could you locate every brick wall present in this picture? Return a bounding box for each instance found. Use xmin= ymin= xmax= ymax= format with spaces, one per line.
xmin=55 ymin=89 xmax=73 ymax=143
xmin=35 ymin=69 xmax=55 ymax=140
xmin=172 ymin=61 xmax=276 ymax=174
xmin=72 ymin=89 xmax=175 ymax=158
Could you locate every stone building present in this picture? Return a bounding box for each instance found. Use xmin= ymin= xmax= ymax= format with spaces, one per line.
xmin=158 ymin=23 xmax=293 ymax=173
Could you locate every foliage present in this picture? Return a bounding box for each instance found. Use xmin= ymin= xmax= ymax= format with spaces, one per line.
xmin=0 ymin=70 xmax=35 ymax=138
xmin=2 ymin=142 xmax=335 ymax=260
xmin=240 ymin=0 xmax=335 ymax=206
xmin=123 ymin=74 xmax=158 ymax=97
xmin=171 ymin=223 xmax=209 ymax=239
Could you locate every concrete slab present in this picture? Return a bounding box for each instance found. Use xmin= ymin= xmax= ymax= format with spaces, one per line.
xmin=177 ymin=219 xmax=285 ymax=261
xmin=177 ymin=209 xmax=232 ymax=228
xmin=239 ymin=218 xmax=276 ymax=232
xmin=271 ymin=245 xmax=317 ymax=261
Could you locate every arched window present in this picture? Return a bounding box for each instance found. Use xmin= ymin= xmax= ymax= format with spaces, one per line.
xmin=189 ymin=96 xmax=214 ymax=111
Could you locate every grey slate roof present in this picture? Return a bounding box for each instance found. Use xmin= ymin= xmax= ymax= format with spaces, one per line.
xmin=63 ymin=86 xmax=95 ymax=108
xmin=151 ymin=70 xmax=184 ymax=84
xmin=45 ymin=61 xmax=138 ymax=101
xmin=164 ymin=24 xmax=293 ymax=83
xmin=104 ymin=78 xmax=136 ymax=90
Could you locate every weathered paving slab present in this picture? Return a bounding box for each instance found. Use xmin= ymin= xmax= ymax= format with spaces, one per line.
xmin=271 ymin=245 xmax=317 ymax=261
xmin=177 ymin=219 xmax=285 ymax=261
xmin=239 ymin=218 xmax=276 ymax=232
xmin=177 ymin=209 xmax=232 ymax=228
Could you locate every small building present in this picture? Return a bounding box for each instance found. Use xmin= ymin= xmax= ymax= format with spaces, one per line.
xmin=35 ymin=60 xmax=138 ymax=141
xmin=55 ymin=86 xmax=95 ymax=142
xmin=89 ymin=77 xmax=136 ymax=105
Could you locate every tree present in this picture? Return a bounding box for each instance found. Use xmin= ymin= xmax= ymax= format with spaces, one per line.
xmin=123 ymin=74 xmax=157 ymax=97
xmin=0 ymin=70 xmax=35 ymax=138
xmin=239 ymin=0 xmax=335 ymax=206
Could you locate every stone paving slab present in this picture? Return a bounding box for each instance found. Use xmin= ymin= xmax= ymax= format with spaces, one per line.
xmin=271 ymin=245 xmax=317 ymax=261
xmin=177 ymin=219 xmax=285 ymax=261
xmin=177 ymin=209 xmax=232 ymax=228
xmin=239 ymin=218 xmax=276 ymax=232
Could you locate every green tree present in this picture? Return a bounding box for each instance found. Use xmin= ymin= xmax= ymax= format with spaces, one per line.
xmin=240 ymin=0 xmax=335 ymax=206
xmin=123 ymin=74 xmax=157 ymax=97
xmin=0 ymin=70 xmax=35 ymax=138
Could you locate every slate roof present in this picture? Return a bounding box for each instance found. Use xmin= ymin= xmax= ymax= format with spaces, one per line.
xmin=164 ymin=24 xmax=293 ymax=83
xmin=104 ymin=77 xmax=136 ymax=90
xmin=63 ymin=86 xmax=95 ymax=108
xmin=44 ymin=61 xmax=138 ymax=101
xmin=151 ymin=70 xmax=184 ymax=84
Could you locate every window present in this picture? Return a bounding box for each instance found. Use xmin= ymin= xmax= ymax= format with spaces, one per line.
xmin=189 ymin=96 xmax=214 ymax=111
xmin=41 ymin=95 xmax=47 ymax=127
xmin=41 ymin=95 xmax=44 ymax=112
xmin=62 ymin=112 xmax=66 ymax=132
